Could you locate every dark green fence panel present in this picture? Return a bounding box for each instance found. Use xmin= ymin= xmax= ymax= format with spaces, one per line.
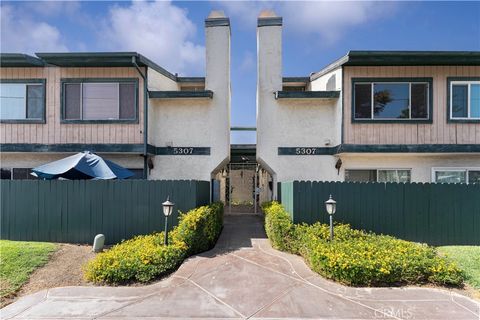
xmin=0 ymin=180 xmax=210 ymax=245
xmin=280 ymin=181 xmax=480 ymax=245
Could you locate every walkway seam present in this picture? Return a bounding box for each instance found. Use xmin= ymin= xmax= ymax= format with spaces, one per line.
xmin=243 ymin=246 xmax=401 ymax=320
xmin=3 ymin=289 xmax=50 ymax=319
xmin=173 ymin=275 xmax=245 ymax=319
xmin=246 ymin=283 xmax=300 ymax=319
xmin=93 ymin=291 xmax=161 ymax=319
xmin=449 ymin=292 xmax=480 ymax=317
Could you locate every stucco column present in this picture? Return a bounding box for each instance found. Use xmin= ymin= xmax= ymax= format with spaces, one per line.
xmin=256 ymin=11 xmax=282 ymax=199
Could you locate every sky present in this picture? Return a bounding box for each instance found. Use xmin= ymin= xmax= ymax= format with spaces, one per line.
xmin=1 ymin=1 xmax=479 ymax=144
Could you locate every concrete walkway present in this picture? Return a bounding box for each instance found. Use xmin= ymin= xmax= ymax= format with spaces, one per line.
xmin=2 ymin=214 xmax=479 ymax=319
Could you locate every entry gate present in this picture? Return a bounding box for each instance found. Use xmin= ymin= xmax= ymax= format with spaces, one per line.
xmin=226 ymin=163 xmax=259 ymax=214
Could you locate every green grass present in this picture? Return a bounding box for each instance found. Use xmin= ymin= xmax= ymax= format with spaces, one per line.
xmin=0 ymin=240 xmax=57 ymax=298
xmin=437 ymin=246 xmax=480 ymax=289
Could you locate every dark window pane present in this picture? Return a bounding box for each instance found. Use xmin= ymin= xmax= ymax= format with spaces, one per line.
xmin=1 ymin=168 xmax=11 ymax=179
xmin=26 ymin=85 xmax=44 ymax=119
xmin=374 ymin=83 xmax=409 ymax=119
xmin=64 ymin=83 xmax=81 ymax=120
xmin=354 ymin=84 xmax=371 ymax=119
xmin=469 ymin=171 xmax=480 ymax=184
xmin=12 ymin=168 xmax=37 ymax=180
xmin=452 ymin=85 xmax=468 ymax=118
xmin=119 ymin=83 xmax=135 ymax=119
xmin=411 ymin=83 xmax=428 ymax=119
xmin=345 ymin=170 xmax=377 ymax=182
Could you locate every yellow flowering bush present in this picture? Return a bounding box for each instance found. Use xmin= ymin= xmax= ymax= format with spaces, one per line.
xmin=84 ymin=202 xmax=223 ymax=284
xmin=263 ymin=202 xmax=464 ymax=287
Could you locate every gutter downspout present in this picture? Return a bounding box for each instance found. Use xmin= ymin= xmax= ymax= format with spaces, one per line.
xmin=132 ymin=56 xmax=149 ymax=179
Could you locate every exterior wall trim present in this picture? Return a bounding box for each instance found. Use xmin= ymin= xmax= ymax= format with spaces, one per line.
xmin=446 ymin=76 xmax=480 ymax=123
xmin=205 ymin=17 xmax=230 ymax=27
xmin=0 ymin=143 xmax=144 ymax=153
xmin=149 ymin=90 xmax=213 ymax=99
xmin=257 ymin=17 xmax=283 ymax=27
xmin=351 ymin=77 xmax=434 ymax=124
xmin=277 ymin=144 xmax=480 ymax=155
xmin=0 ymin=78 xmax=47 ymax=124
xmin=59 ymin=78 xmax=140 ymax=124
xmin=275 ymin=91 xmax=340 ymax=99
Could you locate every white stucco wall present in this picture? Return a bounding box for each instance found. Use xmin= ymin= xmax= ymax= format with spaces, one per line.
xmin=256 ymin=17 xmax=342 ymax=190
xmin=339 ymin=153 xmax=480 ymax=183
xmin=147 ymin=19 xmax=230 ymax=181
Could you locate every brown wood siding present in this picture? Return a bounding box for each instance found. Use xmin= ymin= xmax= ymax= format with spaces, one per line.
xmin=343 ymin=66 xmax=480 ymax=145
xmin=0 ymin=67 xmax=144 ymax=145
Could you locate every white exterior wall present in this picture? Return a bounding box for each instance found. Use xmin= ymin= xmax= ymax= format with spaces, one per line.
xmin=148 ymin=18 xmax=230 ymax=181
xmin=256 ymin=16 xmax=342 ymax=191
xmin=339 ymin=153 xmax=480 ymax=183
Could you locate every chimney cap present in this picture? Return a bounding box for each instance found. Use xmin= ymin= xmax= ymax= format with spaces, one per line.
xmin=258 ymin=11 xmax=282 ymax=27
xmin=205 ymin=10 xmax=230 ymax=27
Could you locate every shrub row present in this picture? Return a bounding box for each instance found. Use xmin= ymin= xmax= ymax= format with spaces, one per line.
xmin=263 ymin=202 xmax=464 ymax=287
xmin=84 ymin=202 xmax=223 ymax=284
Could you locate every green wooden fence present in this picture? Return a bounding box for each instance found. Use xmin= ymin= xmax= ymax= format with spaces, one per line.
xmin=280 ymin=181 xmax=480 ymax=245
xmin=0 ymin=180 xmax=210 ymax=245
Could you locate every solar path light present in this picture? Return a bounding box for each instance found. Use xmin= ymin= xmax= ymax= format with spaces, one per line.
xmin=162 ymin=197 xmax=174 ymax=245
xmin=325 ymin=195 xmax=337 ymax=241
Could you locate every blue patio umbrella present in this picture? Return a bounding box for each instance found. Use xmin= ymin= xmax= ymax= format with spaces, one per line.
xmin=31 ymin=151 xmax=134 ymax=180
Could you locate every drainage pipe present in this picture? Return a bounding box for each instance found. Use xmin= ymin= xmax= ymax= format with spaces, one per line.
xmin=132 ymin=56 xmax=149 ymax=179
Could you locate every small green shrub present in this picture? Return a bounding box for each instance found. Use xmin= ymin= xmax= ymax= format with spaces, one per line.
xmin=84 ymin=202 xmax=223 ymax=284
xmin=262 ymin=201 xmax=464 ymax=287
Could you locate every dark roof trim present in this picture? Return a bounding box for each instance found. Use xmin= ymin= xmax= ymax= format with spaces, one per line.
xmin=35 ymin=52 xmax=178 ymax=81
xmin=0 ymin=53 xmax=45 ymax=67
xmin=231 ymin=126 xmax=256 ymax=131
xmin=311 ymin=50 xmax=480 ymax=81
xmin=205 ymin=17 xmax=230 ymax=27
xmin=177 ymin=77 xmax=205 ymax=83
xmin=283 ymin=77 xmax=310 ymax=83
xmin=258 ymin=17 xmax=282 ymax=27
xmin=149 ymin=90 xmax=213 ymax=99
xmin=0 ymin=143 xmax=144 ymax=153
xmin=275 ymin=91 xmax=340 ymax=99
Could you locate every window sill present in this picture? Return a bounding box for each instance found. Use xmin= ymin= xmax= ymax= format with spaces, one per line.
xmin=447 ymin=118 xmax=480 ymax=123
xmin=351 ymin=119 xmax=433 ymax=124
xmin=60 ymin=119 xmax=139 ymax=124
xmin=0 ymin=119 xmax=46 ymax=124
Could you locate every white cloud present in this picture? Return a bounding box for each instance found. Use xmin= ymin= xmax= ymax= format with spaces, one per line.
xmin=25 ymin=1 xmax=81 ymax=17
xmin=216 ymin=1 xmax=398 ymax=44
xmin=99 ymin=0 xmax=205 ymax=75
xmin=0 ymin=5 xmax=68 ymax=53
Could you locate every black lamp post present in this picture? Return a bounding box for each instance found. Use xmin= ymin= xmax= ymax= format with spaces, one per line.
xmin=325 ymin=195 xmax=337 ymax=241
xmin=162 ymin=197 xmax=174 ymax=245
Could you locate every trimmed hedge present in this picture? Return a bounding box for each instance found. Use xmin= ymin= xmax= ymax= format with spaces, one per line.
xmin=84 ymin=202 xmax=223 ymax=284
xmin=263 ymin=202 xmax=464 ymax=287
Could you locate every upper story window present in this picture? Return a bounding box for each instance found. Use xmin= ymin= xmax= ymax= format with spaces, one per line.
xmin=448 ymin=78 xmax=480 ymax=122
xmin=0 ymin=80 xmax=46 ymax=123
xmin=61 ymin=78 xmax=138 ymax=123
xmin=353 ymin=78 xmax=432 ymax=122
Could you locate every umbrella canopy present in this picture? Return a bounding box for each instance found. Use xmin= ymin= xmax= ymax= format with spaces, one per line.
xmin=31 ymin=151 xmax=134 ymax=180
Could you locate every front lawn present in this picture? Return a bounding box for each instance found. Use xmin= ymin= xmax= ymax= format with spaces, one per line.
xmin=437 ymin=246 xmax=480 ymax=289
xmin=0 ymin=240 xmax=57 ymax=299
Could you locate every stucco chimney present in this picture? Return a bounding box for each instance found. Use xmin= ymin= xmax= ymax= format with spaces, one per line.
xmin=205 ymin=11 xmax=230 ymax=94
xmin=257 ymin=11 xmax=282 ymax=94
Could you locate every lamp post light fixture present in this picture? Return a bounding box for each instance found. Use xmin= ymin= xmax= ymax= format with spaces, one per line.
xmin=325 ymin=195 xmax=336 ymax=241
xmin=162 ymin=197 xmax=174 ymax=245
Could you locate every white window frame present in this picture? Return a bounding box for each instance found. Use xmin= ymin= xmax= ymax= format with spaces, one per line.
xmin=431 ymin=167 xmax=480 ymax=184
xmin=354 ymin=82 xmax=430 ymax=120
xmin=450 ymin=81 xmax=480 ymax=120
xmin=345 ymin=168 xmax=412 ymax=183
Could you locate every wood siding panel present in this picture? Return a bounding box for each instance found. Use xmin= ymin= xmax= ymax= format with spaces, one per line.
xmin=1 ymin=67 xmax=144 ymax=145
xmin=343 ymin=65 xmax=480 ymax=145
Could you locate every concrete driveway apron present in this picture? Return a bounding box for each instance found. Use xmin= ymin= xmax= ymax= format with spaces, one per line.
xmin=2 ymin=213 xmax=479 ymax=319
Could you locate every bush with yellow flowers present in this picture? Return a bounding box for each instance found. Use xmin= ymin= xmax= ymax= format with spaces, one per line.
xmin=84 ymin=202 xmax=223 ymax=284
xmin=263 ymin=202 xmax=464 ymax=287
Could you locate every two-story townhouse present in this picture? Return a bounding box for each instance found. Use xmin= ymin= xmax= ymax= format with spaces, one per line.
xmin=256 ymin=12 xmax=480 ymax=198
xmin=0 ymin=12 xmax=231 ymax=182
